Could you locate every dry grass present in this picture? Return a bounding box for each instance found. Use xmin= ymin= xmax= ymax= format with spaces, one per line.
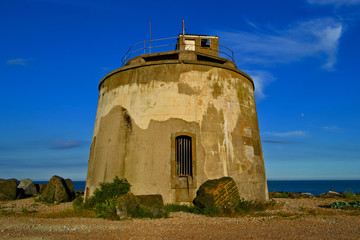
xmin=1 ymin=208 xmax=96 ymax=218
xmin=299 ymin=206 xmax=334 ymax=216
xmin=34 ymin=208 xmax=96 ymax=218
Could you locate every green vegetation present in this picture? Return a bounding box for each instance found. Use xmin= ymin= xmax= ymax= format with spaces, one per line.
xmin=164 ymin=203 xmax=195 ymax=213
xmin=72 ymin=196 xmax=85 ymax=210
xmin=73 ymin=176 xmax=131 ymax=220
xmin=164 ymin=203 xmax=220 ymax=216
xmin=272 ymin=192 xmax=290 ymax=198
xmin=93 ymin=198 xmax=118 ymax=220
xmin=331 ymin=201 xmax=360 ymax=209
xmin=234 ymin=199 xmax=276 ymax=214
xmin=129 ymin=205 xmax=166 ymax=219
xmin=35 ymin=208 xmax=96 ymax=218
xmin=21 ymin=207 xmax=29 ymax=213
xmin=343 ymin=188 xmax=358 ymax=201
xmin=34 ymin=197 xmax=54 ymax=204
xmin=87 ymin=177 xmax=131 ymax=208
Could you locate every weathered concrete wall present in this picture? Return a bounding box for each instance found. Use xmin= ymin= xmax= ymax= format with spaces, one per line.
xmin=85 ymin=56 xmax=268 ymax=203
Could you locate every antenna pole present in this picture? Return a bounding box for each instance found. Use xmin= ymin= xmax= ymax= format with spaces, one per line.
xmin=150 ymin=20 xmax=152 ymax=54
xmin=182 ymin=19 xmax=185 ymax=35
xmin=182 ymin=19 xmax=185 ymax=49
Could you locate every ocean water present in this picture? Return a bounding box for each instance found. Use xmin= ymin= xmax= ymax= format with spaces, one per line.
xmin=35 ymin=180 xmax=360 ymax=195
xmin=267 ymin=180 xmax=360 ymax=195
xmin=34 ymin=181 xmax=86 ymax=192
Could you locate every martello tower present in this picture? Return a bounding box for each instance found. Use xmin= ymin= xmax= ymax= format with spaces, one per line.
xmin=85 ymin=34 xmax=268 ymax=203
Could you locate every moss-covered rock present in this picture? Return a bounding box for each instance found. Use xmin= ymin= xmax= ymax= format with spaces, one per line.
xmin=116 ymin=192 xmax=138 ymax=219
xmin=65 ymin=179 xmax=75 ymax=199
xmin=319 ymin=190 xmax=344 ymax=199
xmin=39 ymin=175 xmax=73 ymax=203
xmin=193 ymin=177 xmax=240 ymax=213
xmin=134 ymin=194 xmax=165 ymax=217
xmin=0 ymin=179 xmax=17 ymax=200
xmin=116 ymin=193 xmax=165 ymax=219
xmin=37 ymin=184 xmax=47 ymax=194
xmin=7 ymin=178 xmax=20 ymax=186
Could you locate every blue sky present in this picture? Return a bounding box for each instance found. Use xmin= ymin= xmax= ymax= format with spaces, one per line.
xmin=1 ymin=0 xmax=359 ymax=181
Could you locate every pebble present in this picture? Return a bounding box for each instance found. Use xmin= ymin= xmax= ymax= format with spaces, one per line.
xmin=1 ymin=197 xmax=359 ymax=239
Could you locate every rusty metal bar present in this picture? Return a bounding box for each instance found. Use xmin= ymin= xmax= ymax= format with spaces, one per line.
xmin=188 ymin=138 xmax=191 ymax=175
xmin=181 ymin=138 xmax=183 ymax=175
xmin=176 ymin=136 xmax=193 ymax=176
xmin=185 ymin=138 xmax=187 ymax=175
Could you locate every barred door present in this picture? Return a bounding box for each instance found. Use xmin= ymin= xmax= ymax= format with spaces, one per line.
xmin=175 ymin=135 xmax=192 ymax=176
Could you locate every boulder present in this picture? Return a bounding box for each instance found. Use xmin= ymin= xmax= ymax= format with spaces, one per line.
xmin=37 ymin=184 xmax=47 ymax=194
xmin=0 ymin=179 xmax=17 ymax=200
xmin=116 ymin=193 xmax=166 ymax=219
xmin=134 ymin=194 xmax=165 ymax=217
xmin=7 ymin=178 xmax=20 ymax=186
xmin=16 ymin=188 xmax=27 ymax=199
xmin=319 ymin=190 xmax=343 ymax=199
xmin=65 ymin=179 xmax=75 ymax=199
xmin=39 ymin=175 xmax=73 ymax=203
xmin=116 ymin=192 xmax=138 ymax=219
xmin=300 ymin=192 xmax=314 ymax=197
xmin=18 ymin=179 xmax=38 ymax=196
xmin=329 ymin=190 xmax=342 ymax=195
xmin=193 ymin=177 xmax=240 ymax=212
xmin=75 ymin=190 xmax=84 ymax=198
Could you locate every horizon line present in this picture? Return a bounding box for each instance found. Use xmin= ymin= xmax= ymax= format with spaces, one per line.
xmin=28 ymin=179 xmax=360 ymax=182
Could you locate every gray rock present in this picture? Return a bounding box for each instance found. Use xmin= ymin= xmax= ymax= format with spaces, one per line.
xmin=0 ymin=179 xmax=17 ymax=200
xmin=318 ymin=190 xmax=344 ymax=198
xmin=301 ymin=192 xmax=314 ymax=196
xmin=328 ymin=190 xmax=341 ymax=195
xmin=18 ymin=179 xmax=38 ymax=196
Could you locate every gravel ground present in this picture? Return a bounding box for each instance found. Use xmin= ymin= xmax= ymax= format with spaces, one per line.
xmin=1 ymin=197 xmax=359 ymax=240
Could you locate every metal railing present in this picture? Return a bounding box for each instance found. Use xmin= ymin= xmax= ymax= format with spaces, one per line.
xmin=120 ymin=36 xmax=235 ymax=66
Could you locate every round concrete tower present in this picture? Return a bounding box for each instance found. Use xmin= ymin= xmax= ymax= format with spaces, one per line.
xmin=85 ymin=34 xmax=268 ymax=203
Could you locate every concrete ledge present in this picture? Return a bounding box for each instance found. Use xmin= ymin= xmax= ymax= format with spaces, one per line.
xmin=99 ymin=59 xmax=254 ymax=90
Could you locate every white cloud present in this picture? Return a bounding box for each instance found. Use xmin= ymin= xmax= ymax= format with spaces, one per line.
xmin=264 ymin=131 xmax=307 ymax=137
xmin=49 ymin=140 xmax=87 ymax=149
xmin=262 ymin=139 xmax=293 ymax=144
xmin=6 ymin=58 xmax=28 ymax=66
xmin=220 ymin=18 xmax=343 ymax=71
xmin=322 ymin=125 xmax=342 ymax=131
xmin=307 ymin=0 xmax=360 ymax=6
xmin=245 ymin=70 xmax=275 ymax=100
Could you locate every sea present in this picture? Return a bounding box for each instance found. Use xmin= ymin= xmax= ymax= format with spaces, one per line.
xmin=35 ymin=180 xmax=360 ymax=195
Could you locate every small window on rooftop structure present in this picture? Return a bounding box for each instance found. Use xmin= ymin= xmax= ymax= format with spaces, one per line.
xmin=175 ymin=135 xmax=193 ymax=176
xmin=201 ymin=39 xmax=211 ymax=47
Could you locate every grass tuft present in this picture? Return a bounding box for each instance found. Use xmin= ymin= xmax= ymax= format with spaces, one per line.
xmin=79 ymin=176 xmax=131 ymax=220
xmin=21 ymin=207 xmax=29 ymax=213
xmin=343 ymin=188 xmax=358 ymax=201
xmin=272 ymin=192 xmax=290 ymax=198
